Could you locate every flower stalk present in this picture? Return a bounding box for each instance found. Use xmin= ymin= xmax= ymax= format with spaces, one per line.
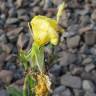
xmin=19 ymin=2 xmax=65 ymax=96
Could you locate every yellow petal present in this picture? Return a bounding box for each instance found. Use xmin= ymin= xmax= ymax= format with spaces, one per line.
xmin=29 ymin=15 xmax=63 ymax=46
xmin=48 ymin=27 xmax=59 ymax=45
xmin=34 ymin=30 xmax=49 ymax=46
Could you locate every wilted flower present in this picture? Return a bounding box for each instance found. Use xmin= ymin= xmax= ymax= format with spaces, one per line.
xmin=29 ymin=15 xmax=63 ymax=46
xmin=35 ymin=73 xmax=51 ymax=96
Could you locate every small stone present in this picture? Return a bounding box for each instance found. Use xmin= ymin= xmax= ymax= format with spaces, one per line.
xmin=6 ymin=18 xmax=19 ymax=25
xmin=80 ymin=44 xmax=91 ymax=55
xmin=92 ymin=0 xmax=96 ymax=7
xmin=17 ymin=33 xmax=30 ymax=49
xmin=91 ymin=10 xmax=96 ymax=21
xmin=83 ymin=80 xmax=95 ymax=92
xmin=5 ymin=63 xmax=16 ymax=71
xmin=51 ymin=0 xmax=63 ymax=6
xmin=61 ymin=88 xmax=72 ymax=96
xmin=84 ymin=32 xmax=96 ymax=46
xmin=81 ymin=72 xmax=92 ymax=80
xmin=59 ymin=51 xmax=77 ymax=66
xmin=0 ymin=89 xmax=7 ymax=96
xmin=0 ymin=70 xmax=13 ymax=84
xmin=67 ymin=35 xmax=80 ymax=48
xmin=17 ymin=9 xmax=26 ymax=16
xmin=73 ymin=89 xmax=84 ymax=96
xmin=14 ymin=78 xmax=24 ymax=86
xmin=0 ymin=52 xmax=7 ymax=70
xmin=49 ymin=64 xmax=62 ymax=76
xmin=1 ymin=43 xmax=13 ymax=54
xmin=0 ymin=34 xmax=7 ymax=43
xmin=85 ymin=64 xmax=95 ymax=72
xmin=82 ymin=57 xmax=92 ymax=64
xmin=5 ymin=54 xmax=17 ymax=63
xmin=33 ymin=6 xmax=41 ymax=13
xmin=71 ymin=67 xmax=84 ymax=75
xmin=85 ymin=91 xmax=96 ymax=96
xmin=91 ymin=48 xmax=96 ymax=55
xmin=15 ymin=0 xmax=23 ymax=8
xmin=18 ymin=15 xmax=29 ymax=21
xmin=7 ymin=27 xmax=23 ymax=42
xmin=79 ymin=26 xmax=92 ymax=34
xmin=53 ymin=85 xmax=66 ymax=95
xmin=61 ymin=75 xmax=82 ymax=89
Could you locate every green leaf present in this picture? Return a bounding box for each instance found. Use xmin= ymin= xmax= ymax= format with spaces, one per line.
xmin=37 ymin=47 xmax=44 ymax=71
xmin=33 ymin=43 xmax=44 ymax=72
xmin=28 ymin=75 xmax=36 ymax=96
xmin=23 ymin=75 xmax=36 ymax=96
xmin=7 ymin=86 xmax=22 ymax=96
xmin=19 ymin=50 xmax=29 ymax=70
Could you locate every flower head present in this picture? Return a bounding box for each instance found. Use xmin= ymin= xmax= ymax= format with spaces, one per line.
xmin=35 ymin=73 xmax=51 ymax=96
xmin=29 ymin=15 xmax=63 ymax=46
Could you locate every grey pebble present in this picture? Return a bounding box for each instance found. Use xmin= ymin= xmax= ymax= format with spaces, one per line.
xmin=67 ymin=35 xmax=80 ymax=48
xmin=59 ymin=51 xmax=77 ymax=66
xmin=85 ymin=64 xmax=95 ymax=72
xmin=53 ymin=85 xmax=66 ymax=94
xmin=60 ymin=75 xmax=82 ymax=89
xmin=84 ymin=32 xmax=96 ymax=46
xmin=85 ymin=91 xmax=96 ymax=96
xmin=83 ymin=80 xmax=95 ymax=92
xmin=0 ymin=89 xmax=7 ymax=96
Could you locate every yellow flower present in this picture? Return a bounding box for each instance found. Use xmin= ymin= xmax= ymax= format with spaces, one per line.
xmin=29 ymin=15 xmax=63 ymax=46
xmin=35 ymin=73 xmax=51 ymax=96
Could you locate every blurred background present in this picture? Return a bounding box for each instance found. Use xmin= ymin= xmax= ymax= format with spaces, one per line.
xmin=0 ymin=0 xmax=96 ymax=96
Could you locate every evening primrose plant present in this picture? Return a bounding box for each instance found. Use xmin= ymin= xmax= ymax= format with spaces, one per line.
xmin=7 ymin=2 xmax=65 ymax=96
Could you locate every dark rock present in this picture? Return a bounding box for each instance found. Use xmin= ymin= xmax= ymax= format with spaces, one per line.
xmin=84 ymin=32 xmax=96 ymax=46
xmin=13 ymin=68 xmax=24 ymax=80
xmin=60 ymin=75 xmax=82 ymax=89
xmin=49 ymin=64 xmax=62 ymax=76
xmin=67 ymin=35 xmax=80 ymax=48
xmin=5 ymin=63 xmax=16 ymax=71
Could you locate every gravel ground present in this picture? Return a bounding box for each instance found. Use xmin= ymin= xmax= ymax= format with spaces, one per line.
xmin=0 ymin=0 xmax=96 ymax=96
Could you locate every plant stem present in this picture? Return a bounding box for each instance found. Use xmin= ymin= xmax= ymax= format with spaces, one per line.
xmin=35 ymin=53 xmax=42 ymax=73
